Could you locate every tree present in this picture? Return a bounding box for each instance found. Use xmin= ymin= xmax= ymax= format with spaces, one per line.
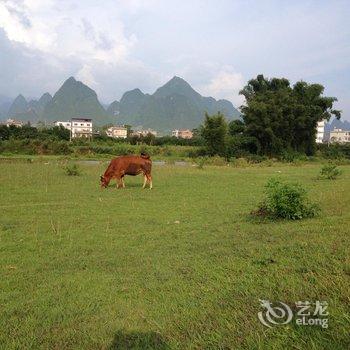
xmin=240 ymin=75 xmax=341 ymax=155
xmin=49 ymin=125 xmax=70 ymax=140
xmin=228 ymin=120 xmax=245 ymax=136
xmin=201 ymin=112 xmax=228 ymax=157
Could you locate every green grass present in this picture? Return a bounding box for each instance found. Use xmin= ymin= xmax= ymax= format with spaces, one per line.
xmin=0 ymin=160 xmax=349 ymax=349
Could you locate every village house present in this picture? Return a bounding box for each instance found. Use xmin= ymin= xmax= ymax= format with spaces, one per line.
xmin=54 ymin=118 xmax=93 ymax=138
xmin=172 ymin=129 xmax=193 ymax=139
xmin=131 ymin=129 xmax=157 ymax=137
xmin=4 ymin=118 xmax=24 ymax=127
xmin=330 ymin=128 xmax=350 ymax=143
xmin=316 ymin=120 xmax=325 ymax=143
xmin=106 ymin=125 xmax=128 ymax=139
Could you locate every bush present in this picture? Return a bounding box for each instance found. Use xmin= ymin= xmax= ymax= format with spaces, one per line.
xmin=50 ymin=141 xmax=72 ymax=155
xmin=280 ymin=150 xmax=303 ymax=163
xmin=318 ymin=163 xmax=342 ymax=180
xmin=232 ymin=157 xmax=250 ymax=168
xmin=318 ymin=143 xmax=350 ymax=160
xmin=65 ymin=163 xmax=81 ymax=176
xmin=253 ymin=178 xmax=320 ymax=220
xmin=195 ymin=156 xmax=208 ymax=169
xmin=206 ymin=155 xmax=227 ymax=166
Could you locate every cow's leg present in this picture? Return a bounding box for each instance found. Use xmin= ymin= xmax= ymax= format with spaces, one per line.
xmin=121 ymin=176 xmax=125 ymax=188
xmin=116 ymin=177 xmax=123 ymax=189
xmin=147 ymin=174 xmax=153 ymax=189
xmin=142 ymin=175 xmax=147 ymax=189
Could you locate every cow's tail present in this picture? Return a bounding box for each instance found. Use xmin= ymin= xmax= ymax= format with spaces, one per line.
xmin=140 ymin=152 xmax=150 ymax=160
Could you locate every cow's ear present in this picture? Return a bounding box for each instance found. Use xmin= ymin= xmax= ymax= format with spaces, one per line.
xmin=100 ymin=175 xmax=104 ymax=180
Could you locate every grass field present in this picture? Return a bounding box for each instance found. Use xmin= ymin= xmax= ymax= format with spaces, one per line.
xmin=0 ymin=159 xmax=349 ymax=349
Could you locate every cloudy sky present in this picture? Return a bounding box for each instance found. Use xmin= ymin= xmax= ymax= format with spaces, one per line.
xmin=0 ymin=0 xmax=349 ymax=118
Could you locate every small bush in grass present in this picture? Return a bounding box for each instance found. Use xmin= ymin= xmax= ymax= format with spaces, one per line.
xmin=65 ymin=163 xmax=81 ymax=176
xmin=318 ymin=163 xmax=342 ymax=180
xmin=206 ymin=155 xmax=227 ymax=166
xmin=195 ymin=157 xmax=208 ymax=169
xmin=259 ymin=159 xmax=274 ymax=167
xmin=232 ymin=157 xmax=250 ymax=168
xmin=253 ymin=178 xmax=320 ymax=220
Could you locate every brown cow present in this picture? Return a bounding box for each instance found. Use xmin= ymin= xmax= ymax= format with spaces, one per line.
xmin=100 ymin=153 xmax=152 ymax=189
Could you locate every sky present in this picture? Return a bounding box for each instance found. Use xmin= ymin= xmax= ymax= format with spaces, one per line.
xmin=0 ymin=0 xmax=349 ymax=119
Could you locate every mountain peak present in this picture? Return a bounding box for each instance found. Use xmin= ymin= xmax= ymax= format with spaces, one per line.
xmin=39 ymin=92 xmax=52 ymax=103
xmin=43 ymin=76 xmax=110 ymax=124
xmin=7 ymin=94 xmax=28 ymax=117
xmin=167 ymin=76 xmax=192 ymax=87
xmin=153 ymin=76 xmax=200 ymax=100
xmin=61 ymin=76 xmax=78 ymax=88
xmin=169 ymin=76 xmax=187 ymax=83
xmin=66 ymin=76 xmax=76 ymax=83
xmin=121 ymin=88 xmax=145 ymax=102
xmin=15 ymin=94 xmax=27 ymax=102
xmin=126 ymin=88 xmax=144 ymax=95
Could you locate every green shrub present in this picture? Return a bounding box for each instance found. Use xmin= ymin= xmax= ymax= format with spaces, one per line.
xmin=50 ymin=141 xmax=72 ymax=155
xmin=232 ymin=157 xmax=250 ymax=168
xmin=65 ymin=163 xmax=81 ymax=176
xmin=195 ymin=156 xmax=208 ymax=169
xmin=259 ymin=159 xmax=274 ymax=167
xmin=246 ymin=154 xmax=267 ymax=164
xmin=318 ymin=143 xmax=349 ymax=159
xmin=206 ymin=155 xmax=227 ymax=166
xmin=280 ymin=150 xmax=305 ymax=163
xmin=318 ymin=164 xmax=342 ymax=180
xmin=253 ymin=178 xmax=320 ymax=220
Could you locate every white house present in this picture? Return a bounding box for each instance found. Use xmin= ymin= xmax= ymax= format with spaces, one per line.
xmin=316 ymin=120 xmax=325 ymax=143
xmin=131 ymin=129 xmax=157 ymax=137
xmin=106 ymin=125 xmax=128 ymax=139
xmin=172 ymin=129 xmax=193 ymax=139
xmin=5 ymin=118 xmax=24 ymax=127
xmin=54 ymin=118 xmax=93 ymax=138
xmin=54 ymin=121 xmax=71 ymax=129
xmin=330 ymin=128 xmax=350 ymax=143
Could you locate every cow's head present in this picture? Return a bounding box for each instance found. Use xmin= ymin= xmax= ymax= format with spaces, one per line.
xmin=100 ymin=175 xmax=108 ymax=188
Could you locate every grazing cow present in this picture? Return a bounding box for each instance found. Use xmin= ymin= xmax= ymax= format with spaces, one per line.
xmin=100 ymin=153 xmax=152 ymax=189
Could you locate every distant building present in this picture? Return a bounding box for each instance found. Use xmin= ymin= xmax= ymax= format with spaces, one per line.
xmin=54 ymin=118 xmax=93 ymax=138
xmin=5 ymin=118 xmax=24 ymax=127
xmin=316 ymin=120 xmax=325 ymax=143
xmin=172 ymin=129 xmax=193 ymax=139
xmin=330 ymin=128 xmax=350 ymax=143
xmin=54 ymin=121 xmax=71 ymax=129
xmin=106 ymin=125 xmax=128 ymax=139
xmin=131 ymin=129 xmax=157 ymax=137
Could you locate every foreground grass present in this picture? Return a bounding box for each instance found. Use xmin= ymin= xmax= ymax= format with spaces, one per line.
xmin=0 ymin=160 xmax=349 ymax=349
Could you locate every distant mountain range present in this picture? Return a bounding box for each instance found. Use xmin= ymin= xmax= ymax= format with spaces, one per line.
xmin=324 ymin=118 xmax=350 ymax=140
xmin=43 ymin=77 xmax=113 ymax=124
xmin=325 ymin=118 xmax=350 ymax=132
xmin=5 ymin=93 xmax=53 ymax=123
xmin=108 ymin=76 xmax=240 ymax=130
xmin=2 ymin=76 xmax=240 ymax=131
xmin=3 ymin=77 xmax=349 ymax=132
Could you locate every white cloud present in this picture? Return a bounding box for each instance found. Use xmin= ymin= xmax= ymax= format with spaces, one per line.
xmin=199 ymin=67 xmax=245 ymax=106
xmin=76 ymin=64 xmax=98 ymax=88
xmin=0 ymin=0 xmax=153 ymax=101
xmin=0 ymin=0 xmax=137 ymax=62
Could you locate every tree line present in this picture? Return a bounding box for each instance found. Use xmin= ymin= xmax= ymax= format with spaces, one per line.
xmin=201 ymin=75 xmax=341 ymax=158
